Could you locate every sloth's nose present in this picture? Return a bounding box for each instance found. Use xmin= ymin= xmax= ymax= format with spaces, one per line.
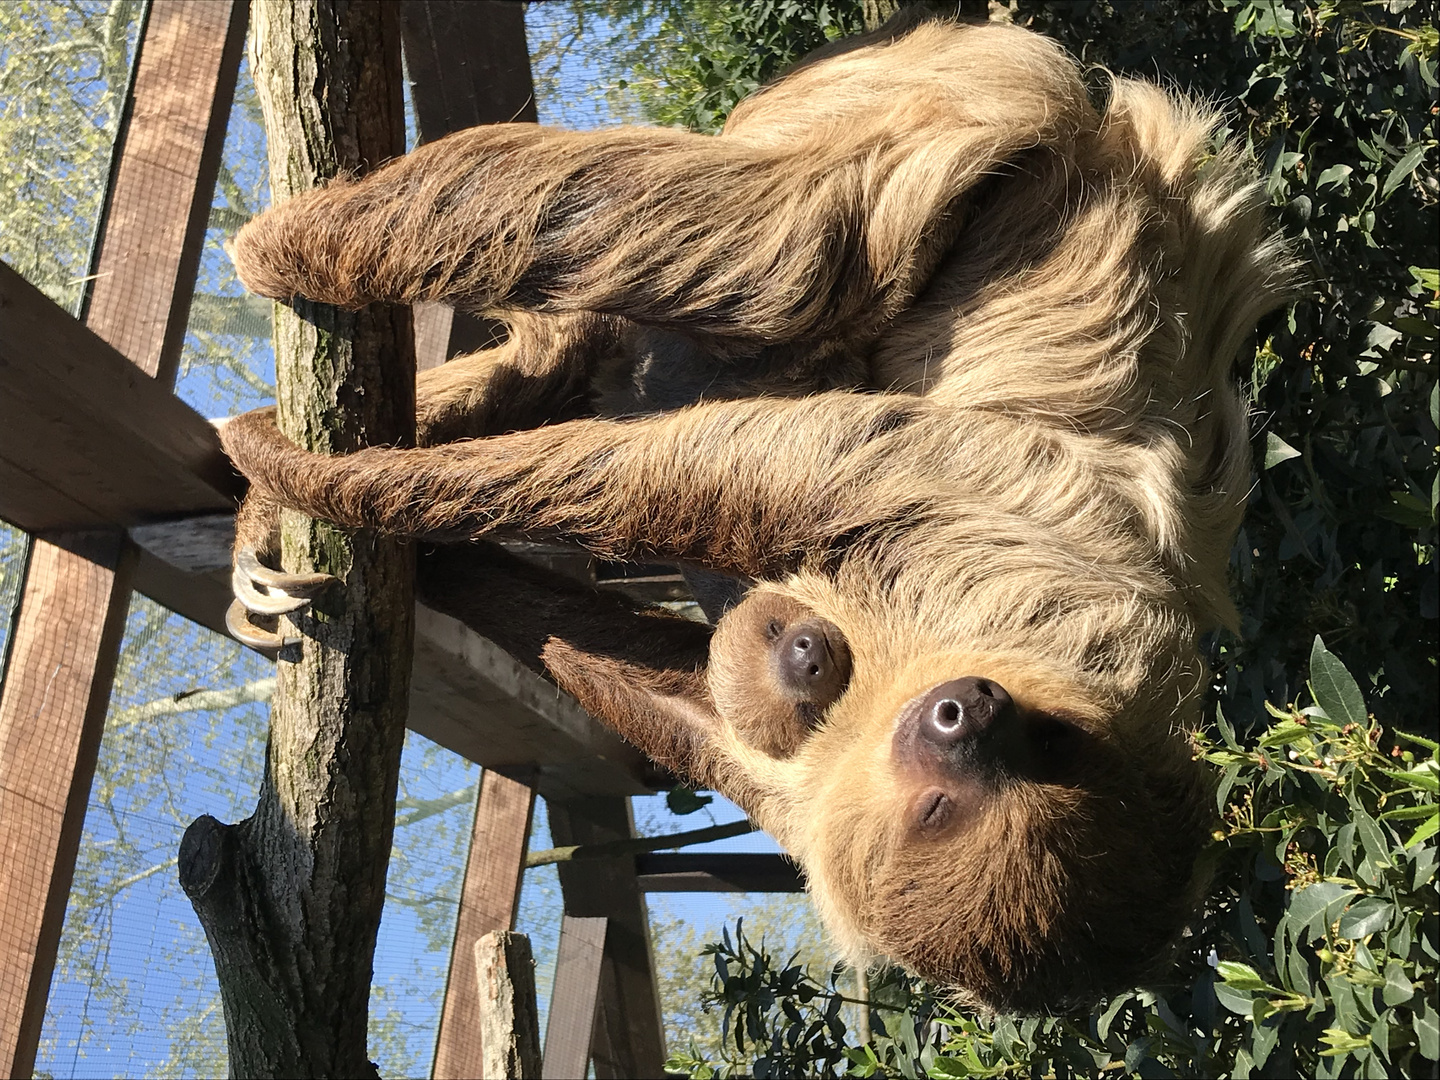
xmin=781 ymin=622 xmax=839 ymax=690
xmin=920 ymin=677 xmax=1016 ymax=747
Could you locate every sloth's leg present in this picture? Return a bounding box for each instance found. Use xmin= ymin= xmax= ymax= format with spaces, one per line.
xmin=229 ymin=120 xmax=1017 ymax=344
xmin=415 ymin=311 xmax=617 ymax=444
xmin=414 ymin=542 xmax=729 ymax=789
xmin=221 ymin=391 xmax=929 ymax=582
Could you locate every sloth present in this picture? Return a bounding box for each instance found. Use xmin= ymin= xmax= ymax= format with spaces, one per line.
xmin=219 ymin=15 xmax=1293 ymax=1012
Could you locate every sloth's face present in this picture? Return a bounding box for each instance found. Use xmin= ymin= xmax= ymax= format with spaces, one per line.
xmin=701 ymin=587 xmax=1214 ymax=1013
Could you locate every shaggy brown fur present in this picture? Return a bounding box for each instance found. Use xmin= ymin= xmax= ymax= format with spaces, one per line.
xmin=220 ymin=17 xmax=1293 ymax=1012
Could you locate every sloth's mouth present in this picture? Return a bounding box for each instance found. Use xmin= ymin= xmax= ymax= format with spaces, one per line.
xmin=915 ymin=787 xmax=954 ymax=831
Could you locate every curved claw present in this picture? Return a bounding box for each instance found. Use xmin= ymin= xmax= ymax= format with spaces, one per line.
xmin=232 ymin=564 xmax=314 ymax=616
xmin=237 ymin=548 xmax=336 ymax=596
xmin=226 ymin=598 xmax=297 ymax=651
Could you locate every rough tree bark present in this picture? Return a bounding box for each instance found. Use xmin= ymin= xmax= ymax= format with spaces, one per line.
xmin=178 ymin=3 xmax=414 ymax=1076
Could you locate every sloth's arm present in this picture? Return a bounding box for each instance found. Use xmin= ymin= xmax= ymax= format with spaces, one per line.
xmin=416 ymin=543 xmax=726 ymax=789
xmin=229 ymin=122 xmax=1014 ymax=344
xmin=222 ymin=392 xmax=928 ymax=580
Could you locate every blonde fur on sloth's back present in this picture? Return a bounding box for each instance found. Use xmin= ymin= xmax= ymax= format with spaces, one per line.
xmin=221 ymin=16 xmax=1294 ymax=1012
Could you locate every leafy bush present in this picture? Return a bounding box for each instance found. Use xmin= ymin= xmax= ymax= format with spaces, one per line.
xmin=610 ymin=0 xmax=1438 ymax=1076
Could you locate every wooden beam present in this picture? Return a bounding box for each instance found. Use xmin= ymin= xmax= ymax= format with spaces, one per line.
xmin=433 ymin=772 xmax=536 ymax=1080
xmin=635 ymin=853 xmax=806 ymax=893
xmin=549 ymin=799 xmax=667 ymax=1079
xmin=0 ymin=535 xmax=135 ymax=1077
xmin=0 ymin=4 xmax=246 ymax=1076
xmin=541 ymin=916 xmax=608 ymax=1080
xmin=475 ymin=930 xmax=543 ymax=1080
xmin=0 ymin=262 xmax=245 ymax=534
xmin=118 ymin=558 xmax=657 ymax=799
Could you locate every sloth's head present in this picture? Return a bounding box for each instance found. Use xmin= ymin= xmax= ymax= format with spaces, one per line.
xmin=546 ymin=579 xmax=1215 ymax=1013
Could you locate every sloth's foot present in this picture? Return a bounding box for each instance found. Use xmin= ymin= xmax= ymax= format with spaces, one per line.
xmin=226 ymin=546 xmax=337 ymax=650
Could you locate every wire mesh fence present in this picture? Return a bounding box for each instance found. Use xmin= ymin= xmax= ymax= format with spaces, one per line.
xmin=3 ymin=3 xmax=849 ymax=1076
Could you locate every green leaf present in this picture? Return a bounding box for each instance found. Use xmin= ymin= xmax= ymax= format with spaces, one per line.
xmin=1417 ymin=997 xmax=1440 ymax=1061
xmin=1218 ymin=960 xmax=1274 ymax=990
xmin=1315 ymin=163 xmax=1353 ymax=189
xmin=1381 ymin=143 xmax=1428 ymax=199
xmin=1214 ymin=979 xmax=1257 ymax=1017
xmin=1288 ymin=881 xmax=1357 ymax=940
xmin=1395 ymin=728 xmax=1440 ymax=753
xmin=1264 ymin=432 xmax=1302 ymax=468
xmin=666 ymin=786 xmax=714 ymax=816
xmin=1353 ymin=805 xmax=1393 ymax=868
xmin=1378 ymin=767 xmax=1440 ymax=793
xmin=1405 ymin=811 xmax=1440 ymax=849
xmin=1393 ymin=316 xmax=1439 ymax=339
xmin=1379 ymin=804 xmax=1438 ymax=821
xmin=1309 ymin=637 xmax=1367 ymax=728
xmin=1318 ymin=1028 xmax=1371 ymax=1056
xmin=1382 ymin=961 xmax=1414 ymax=1006
xmin=1097 ymin=992 xmax=1131 ymax=1042
xmin=927 ymin=1056 xmax=971 ymax=1079
xmin=1339 ymin=898 xmax=1394 ymax=939
xmin=1259 ymin=719 xmax=1311 ymax=747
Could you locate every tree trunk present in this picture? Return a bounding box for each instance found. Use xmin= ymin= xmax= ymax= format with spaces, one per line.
xmin=179 ymin=3 xmax=414 ymax=1076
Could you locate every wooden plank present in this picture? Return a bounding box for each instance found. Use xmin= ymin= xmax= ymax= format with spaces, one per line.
xmin=549 ymin=799 xmax=667 ymax=1079
xmin=434 ymin=772 xmax=536 ymax=1080
xmin=0 ymin=5 xmax=245 ymax=1074
xmin=400 ymin=0 xmax=537 ymax=136
xmin=83 ymin=0 xmax=248 ymax=383
xmin=120 ymin=554 xmax=657 ymax=797
xmin=635 ymin=853 xmax=806 ymax=893
xmin=0 ymin=261 xmax=244 ymax=534
xmin=542 ymin=916 xmax=608 ymax=1080
xmin=0 ymin=536 xmax=135 ymax=1076
xmin=475 ymin=931 xmax=543 ymax=1080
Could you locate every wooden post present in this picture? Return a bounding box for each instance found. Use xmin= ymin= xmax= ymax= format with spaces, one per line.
xmin=542 ymin=916 xmax=609 ymax=1080
xmin=433 ymin=771 xmax=535 ymax=1079
xmin=475 ymin=931 xmax=543 ymax=1080
xmin=400 ymin=0 xmax=536 ymax=369
xmin=549 ymin=799 xmax=667 ymax=1079
xmin=176 ymin=4 xmax=414 ymax=1076
xmin=0 ymin=4 xmax=245 ymax=1075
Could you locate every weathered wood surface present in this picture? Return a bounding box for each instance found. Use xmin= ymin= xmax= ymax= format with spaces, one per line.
xmin=475 ymin=931 xmax=544 ymax=1080
xmin=82 ymin=0 xmax=247 ymax=381
xmin=123 ymin=550 xmax=657 ymax=796
xmin=542 ymin=916 xmax=609 ymax=1080
xmin=433 ymin=772 xmax=536 ymax=1080
xmin=0 ymin=4 xmax=245 ymax=1075
xmin=412 ymin=605 xmax=652 ymax=798
xmin=178 ymin=4 xmax=415 ymax=1075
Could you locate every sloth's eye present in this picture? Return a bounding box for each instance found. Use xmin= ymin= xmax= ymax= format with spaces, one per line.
xmin=1028 ymin=714 xmax=1086 ymax=776
xmin=765 ymin=619 xmax=785 ymax=641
